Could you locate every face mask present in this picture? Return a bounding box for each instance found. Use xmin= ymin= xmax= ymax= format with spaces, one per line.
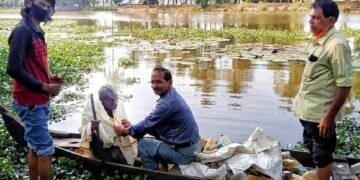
xmin=101 ymin=98 xmax=118 ymax=111
xmin=31 ymin=3 xmax=51 ymax=22
xmin=312 ymin=18 xmax=331 ymax=39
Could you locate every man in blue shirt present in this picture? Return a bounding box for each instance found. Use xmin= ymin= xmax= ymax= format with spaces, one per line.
xmin=115 ymin=66 xmax=201 ymax=170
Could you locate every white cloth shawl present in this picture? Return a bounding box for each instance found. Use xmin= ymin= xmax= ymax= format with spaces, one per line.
xmin=79 ymin=98 xmax=138 ymax=165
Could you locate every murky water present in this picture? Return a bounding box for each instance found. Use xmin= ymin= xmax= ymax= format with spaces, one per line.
xmin=52 ymin=11 xmax=360 ymax=31
xmin=2 ymin=11 xmax=359 ymax=146
xmin=61 ymin=40 xmax=359 ymax=146
xmin=2 ymin=11 xmax=360 ymax=30
xmin=89 ymin=42 xmax=359 ymax=146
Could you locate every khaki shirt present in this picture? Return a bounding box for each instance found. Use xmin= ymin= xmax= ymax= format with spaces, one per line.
xmin=294 ymin=28 xmax=352 ymax=123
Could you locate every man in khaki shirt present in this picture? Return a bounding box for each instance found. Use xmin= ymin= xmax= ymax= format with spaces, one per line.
xmin=294 ymin=0 xmax=352 ymax=179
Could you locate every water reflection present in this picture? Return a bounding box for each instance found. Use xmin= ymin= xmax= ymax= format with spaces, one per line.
xmin=1 ymin=11 xmax=359 ymax=31
xmin=47 ymin=34 xmax=360 ymax=146
xmin=2 ymin=11 xmax=354 ymax=145
xmin=228 ymin=60 xmax=252 ymax=94
xmin=50 ymin=40 xmax=314 ymax=144
xmin=271 ymin=61 xmax=305 ymax=112
xmin=53 ymin=11 xmax=359 ymax=31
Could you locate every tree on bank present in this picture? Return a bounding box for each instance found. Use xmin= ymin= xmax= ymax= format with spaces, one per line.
xmin=0 ymin=0 xmax=356 ymax=11
xmin=0 ymin=0 xmax=22 ymax=7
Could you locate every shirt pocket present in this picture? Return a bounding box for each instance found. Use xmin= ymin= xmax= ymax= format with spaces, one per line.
xmin=303 ymin=47 xmax=323 ymax=80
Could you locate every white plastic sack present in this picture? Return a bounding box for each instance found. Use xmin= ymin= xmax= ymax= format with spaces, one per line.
xmin=179 ymin=162 xmax=228 ymax=180
xmin=185 ymin=127 xmax=282 ymax=180
xmin=195 ymin=143 xmax=252 ymax=163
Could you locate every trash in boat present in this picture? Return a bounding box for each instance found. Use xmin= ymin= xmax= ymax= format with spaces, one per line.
xmin=181 ymin=128 xmax=359 ymax=180
xmin=351 ymin=162 xmax=360 ymax=180
xmin=283 ymin=158 xmax=307 ymax=175
xmin=180 ymin=127 xmax=282 ymax=180
xmin=204 ymin=137 xmax=217 ymax=152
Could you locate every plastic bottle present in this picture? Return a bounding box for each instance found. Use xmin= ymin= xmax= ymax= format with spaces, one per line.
xmin=283 ymin=159 xmax=307 ymax=175
xmin=219 ymin=134 xmax=232 ymax=146
xmin=215 ymin=143 xmax=223 ymax=149
xmin=294 ymin=164 xmax=307 ymax=175
xmin=204 ymin=137 xmax=216 ymax=151
xmin=283 ymin=159 xmax=299 ymax=170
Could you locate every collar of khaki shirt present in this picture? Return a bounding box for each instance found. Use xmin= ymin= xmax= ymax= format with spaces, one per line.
xmin=312 ymin=28 xmax=336 ymax=46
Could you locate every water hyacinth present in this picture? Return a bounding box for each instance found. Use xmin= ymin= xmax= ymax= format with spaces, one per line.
xmin=0 ymin=18 xmax=360 ymax=178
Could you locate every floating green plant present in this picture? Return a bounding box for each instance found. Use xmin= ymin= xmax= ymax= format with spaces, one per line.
xmin=118 ymin=57 xmax=138 ymax=67
xmin=121 ymin=27 xmax=310 ymax=45
xmin=341 ymin=27 xmax=360 ymax=48
xmin=124 ymin=77 xmax=140 ymax=85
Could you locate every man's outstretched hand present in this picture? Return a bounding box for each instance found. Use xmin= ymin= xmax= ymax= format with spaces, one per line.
xmin=121 ymin=119 xmax=131 ymax=128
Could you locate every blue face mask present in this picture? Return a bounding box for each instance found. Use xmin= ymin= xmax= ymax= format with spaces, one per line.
xmin=101 ymin=98 xmax=118 ymax=111
xmin=31 ymin=3 xmax=51 ymax=22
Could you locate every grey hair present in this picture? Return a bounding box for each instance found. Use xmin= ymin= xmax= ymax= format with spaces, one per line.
xmin=98 ymin=85 xmax=118 ymax=101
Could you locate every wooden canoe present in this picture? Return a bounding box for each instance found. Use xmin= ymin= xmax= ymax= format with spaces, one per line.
xmin=1 ymin=105 xmax=359 ymax=179
xmin=0 ymin=106 xmax=200 ymax=180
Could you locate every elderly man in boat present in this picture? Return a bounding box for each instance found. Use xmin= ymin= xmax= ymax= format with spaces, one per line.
xmin=78 ymin=84 xmax=138 ymax=165
xmin=114 ymin=66 xmax=202 ymax=170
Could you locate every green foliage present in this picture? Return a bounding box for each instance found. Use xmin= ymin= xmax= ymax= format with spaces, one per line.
xmin=0 ymin=34 xmax=12 ymax=109
xmin=341 ymin=27 xmax=360 ymax=48
xmin=118 ymin=57 xmax=138 ymax=67
xmin=0 ymin=121 xmax=28 ymax=179
xmin=48 ymin=38 xmax=105 ymax=84
xmin=336 ymin=117 xmax=360 ymax=157
xmin=121 ymin=27 xmax=309 ymax=45
xmin=44 ymin=21 xmax=108 ymax=121
xmin=53 ymin=156 xmax=92 ymax=179
xmin=215 ymin=0 xmax=222 ymax=4
xmin=112 ymin=0 xmax=122 ymax=4
xmin=294 ymin=117 xmax=360 ymax=158
xmin=199 ymin=0 xmax=209 ymax=9
xmin=292 ymin=141 xmax=307 ymax=152
xmin=0 ymin=26 xmax=23 ymax=179
xmin=0 ymin=122 xmax=14 ymax=178
xmin=124 ymin=77 xmax=140 ymax=85
xmin=0 ymin=19 xmax=108 ymax=178
xmin=0 ymin=19 xmax=17 ymax=30
xmin=120 ymin=26 xmax=358 ymax=46
xmin=0 ymin=156 xmax=12 ymax=177
xmin=0 ymin=15 xmax=359 ymax=179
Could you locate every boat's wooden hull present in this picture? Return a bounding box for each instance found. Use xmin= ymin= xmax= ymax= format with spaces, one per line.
xmin=0 ymin=106 xmax=199 ymax=180
xmin=1 ymin=105 xmax=359 ymax=179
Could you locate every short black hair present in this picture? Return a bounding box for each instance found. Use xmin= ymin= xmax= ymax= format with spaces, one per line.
xmin=21 ymin=0 xmax=56 ymax=19
xmin=152 ymin=66 xmax=172 ymax=81
xmin=312 ymin=0 xmax=339 ymax=20
xmin=48 ymin=0 xmax=56 ymax=7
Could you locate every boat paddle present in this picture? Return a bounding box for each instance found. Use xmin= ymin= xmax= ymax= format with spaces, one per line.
xmin=89 ymin=93 xmax=106 ymax=161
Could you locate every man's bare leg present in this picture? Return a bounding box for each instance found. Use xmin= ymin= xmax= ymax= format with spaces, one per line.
xmin=28 ymin=150 xmax=38 ymax=180
xmin=318 ymin=164 xmax=332 ymax=180
xmin=38 ymin=156 xmax=52 ymax=180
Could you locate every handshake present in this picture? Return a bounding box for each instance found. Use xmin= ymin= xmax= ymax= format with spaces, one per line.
xmin=115 ymin=119 xmax=131 ymax=136
xmin=91 ymin=119 xmax=131 ymax=136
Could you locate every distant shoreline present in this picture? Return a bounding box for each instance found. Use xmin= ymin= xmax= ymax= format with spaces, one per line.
xmin=115 ymin=2 xmax=360 ymax=13
xmin=1 ymin=2 xmax=360 ymax=13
